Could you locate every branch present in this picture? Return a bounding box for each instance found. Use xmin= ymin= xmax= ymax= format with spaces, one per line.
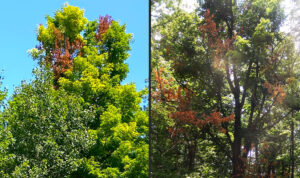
xmin=248 ymin=60 xmax=259 ymax=126
xmin=225 ymin=62 xmax=235 ymax=94
xmin=254 ymin=92 xmax=280 ymax=126
xmin=207 ymin=129 xmax=233 ymax=161
xmin=233 ymin=64 xmax=240 ymax=98
xmin=161 ymin=139 xmax=183 ymax=156
xmin=253 ymin=92 xmax=267 ymax=126
xmin=262 ymin=109 xmax=293 ymax=132
xmin=225 ymin=125 xmax=233 ymax=145
xmin=240 ymin=60 xmax=253 ymax=108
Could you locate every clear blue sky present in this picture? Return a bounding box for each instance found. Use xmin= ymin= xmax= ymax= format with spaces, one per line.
xmin=0 ymin=0 xmax=149 ymax=98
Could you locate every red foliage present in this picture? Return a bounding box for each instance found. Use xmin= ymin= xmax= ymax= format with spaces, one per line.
xmin=199 ymin=10 xmax=235 ymax=68
xmin=201 ymin=110 xmax=234 ymax=129
xmin=199 ymin=10 xmax=219 ymax=46
xmin=152 ymin=68 xmax=177 ymax=102
xmin=264 ymin=81 xmax=286 ymax=104
xmin=153 ymin=68 xmax=234 ymax=136
xmin=40 ymin=25 xmax=84 ymax=89
xmin=38 ymin=15 xmax=114 ymax=89
xmin=168 ymin=127 xmax=185 ymax=138
xmin=96 ymin=15 xmax=113 ymax=41
xmin=154 ymin=11 xmax=239 ymax=137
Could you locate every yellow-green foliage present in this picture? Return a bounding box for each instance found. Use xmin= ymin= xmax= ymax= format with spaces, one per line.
xmin=1 ymin=4 xmax=148 ymax=178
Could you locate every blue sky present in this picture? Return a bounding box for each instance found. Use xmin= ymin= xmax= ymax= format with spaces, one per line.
xmin=0 ymin=0 xmax=149 ymax=98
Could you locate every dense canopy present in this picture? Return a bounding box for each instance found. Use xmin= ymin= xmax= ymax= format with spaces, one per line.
xmin=151 ymin=0 xmax=300 ymax=177
xmin=0 ymin=4 xmax=148 ymax=177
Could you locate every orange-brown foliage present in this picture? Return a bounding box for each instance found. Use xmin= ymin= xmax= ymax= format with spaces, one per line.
xmin=264 ymin=81 xmax=286 ymax=104
xmin=40 ymin=25 xmax=84 ymax=89
xmin=152 ymin=68 xmax=177 ymax=102
xmin=153 ymin=68 xmax=234 ymax=136
xmin=199 ymin=10 xmax=235 ymax=68
xmin=96 ymin=15 xmax=112 ymax=41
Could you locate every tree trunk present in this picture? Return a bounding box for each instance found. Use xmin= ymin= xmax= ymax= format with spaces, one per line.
xmin=291 ymin=119 xmax=295 ymax=178
xmin=267 ymin=164 xmax=271 ymax=177
xmin=187 ymin=143 xmax=196 ymax=171
xmin=231 ymin=111 xmax=246 ymax=177
xmin=281 ymin=161 xmax=285 ymax=176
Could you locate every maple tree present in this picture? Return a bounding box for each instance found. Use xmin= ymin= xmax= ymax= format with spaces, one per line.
xmin=0 ymin=4 xmax=148 ymax=177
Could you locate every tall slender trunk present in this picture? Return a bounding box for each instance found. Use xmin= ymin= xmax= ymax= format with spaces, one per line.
xmin=291 ymin=119 xmax=295 ymax=178
xmin=282 ymin=161 xmax=285 ymax=176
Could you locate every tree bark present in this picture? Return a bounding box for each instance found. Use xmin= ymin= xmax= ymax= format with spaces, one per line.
xmin=187 ymin=142 xmax=196 ymax=171
xmin=291 ymin=119 xmax=295 ymax=178
xmin=231 ymin=107 xmax=245 ymax=177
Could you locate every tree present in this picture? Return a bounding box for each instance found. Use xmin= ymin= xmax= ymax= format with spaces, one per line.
xmin=151 ymin=5 xmax=233 ymax=176
xmin=0 ymin=78 xmax=11 ymax=177
xmin=0 ymin=4 xmax=148 ymax=177
xmin=0 ymin=69 xmax=96 ymax=177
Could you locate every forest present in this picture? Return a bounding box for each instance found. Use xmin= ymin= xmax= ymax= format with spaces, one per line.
xmin=151 ymin=0 xmax=300 ymax=177
xmin=0 ymin=5 xmax=148 ymax=177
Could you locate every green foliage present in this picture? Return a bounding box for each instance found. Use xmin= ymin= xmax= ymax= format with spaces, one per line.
xmin=152 ymin=0 xmax=300 ymax=177
xmin=37 ymin=4 xmax=87 ymax=51
xmin=0 ymin=69 xmax=96 ymax=177
xmin=51 ymin=4 xmax=87 ymax=40
xmin=99 ymin=21 xmax=131 ymax=82
xmin=1 ymin=4 xmax=148 ymax=178
xmin=0 ymin=78 xmax=10 ymax=177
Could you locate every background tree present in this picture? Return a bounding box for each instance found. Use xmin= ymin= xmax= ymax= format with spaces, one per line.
xmin=151 ymin=3 xmax=233 ymax=177
xmin=0 ymin=69 xmax=96 ymax=177
xmin=0 ymin=78 xmax=12 ymax=177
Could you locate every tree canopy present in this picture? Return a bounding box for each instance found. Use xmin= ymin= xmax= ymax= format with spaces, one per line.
xmin=151 ymin=0 xmax=300 ymax=177
xmin=0 ymin=4 xmax=148 ymax=177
